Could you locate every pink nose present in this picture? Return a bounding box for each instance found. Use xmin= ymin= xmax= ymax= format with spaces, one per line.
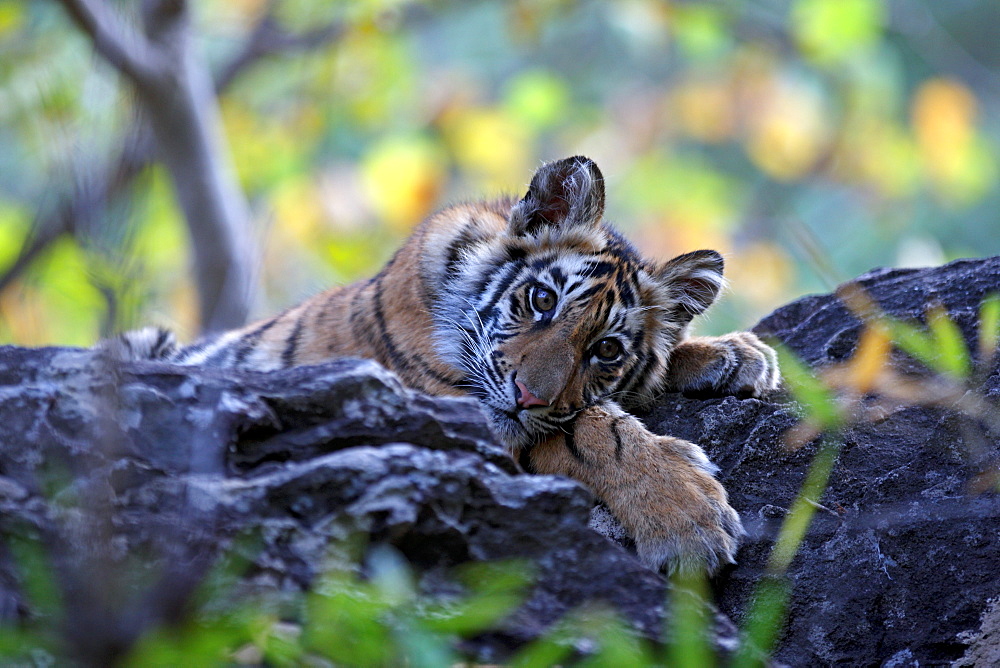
xmin=515 ymin=380 xmax=549 ymax=409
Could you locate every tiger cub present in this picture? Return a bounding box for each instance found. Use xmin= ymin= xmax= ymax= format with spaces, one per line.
xmin=107 ymin=156 xmax=779 ymax=573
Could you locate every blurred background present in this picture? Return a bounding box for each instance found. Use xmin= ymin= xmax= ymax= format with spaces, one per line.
xmin=1 ymin=0 xmax=998 ymax=346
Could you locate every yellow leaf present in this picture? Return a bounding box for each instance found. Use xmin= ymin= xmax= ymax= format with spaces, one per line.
xmin=746 ymin=78 xmax=829 ymax=180
xmin=912 ymin=78 xmax=995 ymax=203
xmin=361 ymin=136 xmax=446 ymax=232
xmin=634 ymin=218 xmax=730 ymax=262
xmin=848 ymin=119 xmax=921 ymax=198
xmin=272 ymin=177 xmax=326 ymax=246
xmin=725 ymin=243 xmax=795 ymax=309
xmin=672 ymin=79 xmax=735 ymax=143
xmin=849 ymin=324 xmax=891 ymax=393
xmin=913 ymin=78 xmax=976 ymax=164
xmin=440 ymin=107 xmax=530 ymax=188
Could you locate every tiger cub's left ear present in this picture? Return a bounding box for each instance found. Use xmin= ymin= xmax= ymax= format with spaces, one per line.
xmin=509 ymin=156 xmax=605 ymax=236
xmin=656 ymin=250 xmax=726 ymax=323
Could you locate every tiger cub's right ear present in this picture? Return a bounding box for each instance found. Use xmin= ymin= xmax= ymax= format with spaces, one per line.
xmin=509 ymin=156 xmax=605 ymax=236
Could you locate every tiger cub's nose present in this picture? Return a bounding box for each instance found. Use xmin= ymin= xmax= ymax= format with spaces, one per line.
xmin=514 ymin=379 xmax=549 ymax=409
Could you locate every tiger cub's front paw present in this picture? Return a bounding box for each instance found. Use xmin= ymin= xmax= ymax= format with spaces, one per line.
xmin=629 ymin=440 xmax=745 ymax=573
xmin=672 ymin=332 xmax=780 ymax=398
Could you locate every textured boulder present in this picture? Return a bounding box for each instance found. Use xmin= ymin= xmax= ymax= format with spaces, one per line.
xmin=0 ymin=348 xmax=707 ymax=661
xmin=643 ymin=256 xmax=1000 ymax=665
xmin=2 ymin=256 xmax=999 ymax=665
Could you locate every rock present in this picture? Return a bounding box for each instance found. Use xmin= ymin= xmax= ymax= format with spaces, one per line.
xmin=642 ymin=256 xmax=1000 ymax=665
xmin=0 ymin=347 xmax=718 ymax=661
xmin=1 ymin=256 xmax=998 ymax=664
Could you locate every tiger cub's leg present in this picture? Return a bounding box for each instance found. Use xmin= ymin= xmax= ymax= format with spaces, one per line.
xmin=529 ymin=402 xmax=743 ymax=573
xmin=666 ymin=333 xmax=779 ymax=397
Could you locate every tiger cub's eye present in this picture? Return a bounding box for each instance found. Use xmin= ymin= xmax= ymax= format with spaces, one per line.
xmin=531 ymin=286 xmax=557 ymax=313
xmin=595 ymin=338 xmax=622 ymax=361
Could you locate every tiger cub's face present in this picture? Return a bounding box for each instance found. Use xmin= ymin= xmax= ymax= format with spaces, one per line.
xmin=435 ymin=157 xmax=725 ymax=448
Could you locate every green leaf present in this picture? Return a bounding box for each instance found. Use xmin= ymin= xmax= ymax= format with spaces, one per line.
xmin=926 ymin=304 xmax=971 ymax=380
xmin=979 ymin=293 xmax=1000 ymax=362
xmin=392 ymin=619 xmax=457 ymax=668
xmin=731 ymin=576 xmax=791 ymax=668
xmin=667 ymin=570 xmax=715 ymax=668
xmin=775 ymin=345 xmax=841 ymax=431
xmin=769 ymin=440 xmax=839 ymax=573
xmin=420 ymin=561 xmax=531 ymax=635
xmin=734 ymin=438 xmax=840 ymax=667
xmin=884 ymin=318 xmax=938 ymax=372
xmin=792 ymin=0 xmax=883 ymax=66
xmin=672 ymin=5 xmax=731 ymax=60
xmin=577 ymin=610 xmax=654 ymax=667
xmin=509 ymin=621 xmax=576 ymax=668
xmin=504 ymin=70 xmax=570 ymax=130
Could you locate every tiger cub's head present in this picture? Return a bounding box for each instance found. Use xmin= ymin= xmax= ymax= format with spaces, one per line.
xmin=435 ymin=156 xmax=725 ymax=448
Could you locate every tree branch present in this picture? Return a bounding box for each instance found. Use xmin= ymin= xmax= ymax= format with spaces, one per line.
xmin=10 ymin=3 xmax=352 ymax=332
xmin=54 ymin=0 xmax=161 ymax=86
xmin=215 ymin=13 xmax=345 ymax=93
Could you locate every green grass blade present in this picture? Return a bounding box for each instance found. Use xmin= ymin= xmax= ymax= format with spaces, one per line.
xmin=885 ymin=318 xmax=938 ymax=373
xmin=769 ymin=440 xmax=839 ymax=573
xmin=731 ymin=576 xmax=791 ymax=668
xmin=926 ymin=304 xmax=971 ymax=380
xmin=979 ymin=293 xmax=1000 ymax=362
xmin=733 ymin=438 xmax=840 ymax=667
xmin=775 ymin=345 xmax=841 ymax=431
xmin=667 ymin=570 xmax=715 ymax=668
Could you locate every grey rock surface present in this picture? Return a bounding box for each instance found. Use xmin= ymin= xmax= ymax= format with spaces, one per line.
xmin=2 ymin=256 xmax=999 ymax=664
xmin=642 ymin=256 xmax=1000 ymax=665
xmin=0 ymin=348 xmax=695 ymax=661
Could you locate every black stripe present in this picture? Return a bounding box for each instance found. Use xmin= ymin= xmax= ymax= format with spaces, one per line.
xmin=620 ymin=351 xmax=655 ymax=396
xmin=505 ymin=245 xmax=527 ymax=263
xmin=153 ymin=328 xmax=172 ymax=358
xmin=233 ymin=317 xmax=281 ymax=366
xmin=348 ymin=279 xmax=375 ymax=342
xmin=530 ymin=255 xmax=556 ymax=270
xmin=202 ymin=343 xmax=232 ymax=367
xmin=518 ymin=447 xmax=534 ymax=473
xmin=563 ymin=423 xmax=586 ymax=464
xmin=550 ymin=266 xmax=566 ymax=287
xmin=618 ymin=280 xmax=636 ymax=307
xmin=714 ymin=344 xmax=741 ymax=390
xmin=172 ymin=341 xmax=206 ymax=364
xmin=477 ymin=262 xmax=524 ymax=320
xmin=372 ymin=273 xmax=457 ymax=387
xmin=583 ymin=261 xmax=615 ymax=277
xmin=612 ymin=418 xmax=624 ymax=462
xmin=577 ymin=284 xmax=603 ymax=301
xmin=281 ymin=314 xmax=305 ymax=368
xmin=444 ymin=226 xmax=477 ymax=277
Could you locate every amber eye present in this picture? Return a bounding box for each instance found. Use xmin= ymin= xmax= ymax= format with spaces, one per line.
xmin=595 ymin=338 xmax=622 ymax=361
xmin=531 ymin=286 xmax=557 ymax=313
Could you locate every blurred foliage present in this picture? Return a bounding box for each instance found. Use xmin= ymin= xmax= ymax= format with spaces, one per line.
xmin=0 ymin=536 xmax=714 ymax=666
xmin=1 ymin=0 xmax=999 ymax=344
